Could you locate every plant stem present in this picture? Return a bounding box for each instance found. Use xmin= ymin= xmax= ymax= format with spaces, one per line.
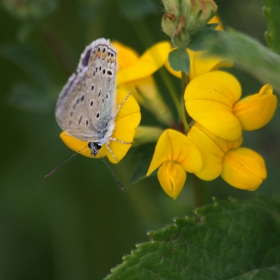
xmin=159 ymin=68 xmax=189 ymax=132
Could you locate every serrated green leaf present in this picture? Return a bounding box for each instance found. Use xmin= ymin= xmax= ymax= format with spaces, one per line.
xmin=188 ymin=25 xmax=220 ymax=51
xmin=205 ymin=29 xmax=280 ymax=94
xmin=263 ymin=0 xmax=280 ymax=54
xmin=105 ymin=197 xmax=280 ymax=280
xmin=168 ymin=47 xmax=190 ymax=74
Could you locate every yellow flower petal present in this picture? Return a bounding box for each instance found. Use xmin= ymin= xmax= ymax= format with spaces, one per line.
xmin=117 ymin=41 xmax=171 ymax=85
xmin=111 ymin=41 xmax=139 ymax=69
xmin=158 ymin=161 xmax=186 ymax=200
xmin=188 ymin=50 xmax=233 ymax=81
xmin=208 ymin=15 xmax=223 ymax=30
xmin=221 ymin=148 xmax=267 ymax=191
xmin=233 ymin=84 xmax=277 ymax=131
xmin=187 ymin=123 xmax=243 ymax=180
xmin=185 ymin=71 xmax=242 ymax=141
xmin=59 ymin=89 xmax=141 ymax=164
xmin=60 ymin=131 xmax=104 ymax=158
xmin=147 ymin=129 xmax=202 ymax=176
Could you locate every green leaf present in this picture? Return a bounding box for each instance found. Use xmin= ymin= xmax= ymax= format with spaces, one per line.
xmin=206 ymin=29 xmax=280 ymax=94
xmin=127 ymin=144 xmax=156 ymax=186
xmin=188 ymin=25 xmax=220 ymax=51
xmin=168 ymin=47 xmax=190 ymax=74
xmin=263 ymin=0 xmax=280 ymax=54
xmin=105 ymin=197 xmax=280 ymax=279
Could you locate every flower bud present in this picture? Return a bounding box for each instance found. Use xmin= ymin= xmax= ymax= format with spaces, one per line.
xmin=161 ymin=0 xmax=218 ymax=47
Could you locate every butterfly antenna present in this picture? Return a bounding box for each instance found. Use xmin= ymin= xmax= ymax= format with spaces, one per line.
xmin=98 ymin=154 xmax=124 ymax=191
xmin=44 ymin=145 xmax=88 ymax=178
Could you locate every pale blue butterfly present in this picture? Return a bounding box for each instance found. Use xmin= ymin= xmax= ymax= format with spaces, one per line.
xmin=55 ymin=38 xmax=130 ymax=160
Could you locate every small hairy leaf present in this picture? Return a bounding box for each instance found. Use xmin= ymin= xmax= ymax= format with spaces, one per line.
xmin=105 ymin=197 xmax=280 ymax=280
xmin=168 ymin=47 xmax=190 ymax=74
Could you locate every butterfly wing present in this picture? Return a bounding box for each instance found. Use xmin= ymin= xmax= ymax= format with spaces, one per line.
xmin=55 ymin=38 xmax=117 ymax=143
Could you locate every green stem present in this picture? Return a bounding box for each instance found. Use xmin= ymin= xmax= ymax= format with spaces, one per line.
xmin=190 ymin=174 xmax=209 ymax=207
xmin=159 ymin=68 xmax=189 ymax=132
xmin=181 ymin=71 xmax=189 ymax=93
xmin=131 ymin=18 xmax=189 ymax=132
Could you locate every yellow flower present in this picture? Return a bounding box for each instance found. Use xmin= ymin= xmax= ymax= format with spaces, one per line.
xmin=233 ymin=84 xmax=277 ymax=131
xmin=221 ymin=148 xmax=267 ymax=191
xmin=187 ymin=123 xmax=243 ymax=181
xmin=112 ymin=41 xmax=173 ymax=125
xmin=185 ymin=71 xmax=277 ymax=141
xmin=187 ymin=123 xmax=266 ymax=190
xmin=60 ymin=89 xmax=141 ymax=164
xmin=147 ymin=129 xmax=202 ymax=199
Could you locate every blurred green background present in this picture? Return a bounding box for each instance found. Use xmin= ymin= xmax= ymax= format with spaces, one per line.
xmin=0 ymin=0 xmax=279 ymax=279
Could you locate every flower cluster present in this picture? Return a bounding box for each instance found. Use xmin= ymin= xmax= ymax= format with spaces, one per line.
xmin=58 ymin=14 xmax=277 ymax=200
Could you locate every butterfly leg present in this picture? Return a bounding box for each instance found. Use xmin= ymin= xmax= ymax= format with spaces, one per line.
xmin=105 ymin=143 xmax=119 ymax=162
xmin=109 ymin=137 xmax=132 ymax=145
xmin=113 ymin=92 xmax=131 ymax=118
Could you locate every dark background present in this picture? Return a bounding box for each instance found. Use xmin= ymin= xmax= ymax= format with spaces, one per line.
xmin=0 ymin=0 xmax=279 ymax=279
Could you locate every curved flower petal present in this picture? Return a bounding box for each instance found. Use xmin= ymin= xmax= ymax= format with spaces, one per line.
xmin=60 ymin=132 xmax=104 ymax=158
xmin=208 ymin=15 xmax=223 ymax=30
xmin=60 ymin=89 xmax=141 ymax=164
xmin=117 ymin=41 xmax=171 ymax=85
xmin=233 ymin=84 xmax=277 ymax=131
xmin=187 ymin=123 xmax=243 ymax=180
xmin=147 ymin=129 xmax=202 ymax=176
xmin=221 ymin=147 xmax=267 ymax=191
xmin=111 ymin=41 xmax=139 ymax=69
xmin=158 ymin=161 xmax=186 ymax=200
xmin=185 ymin=71 xmax=242 ymax=141
xmin=188 ymin=50 xmax=233 ymax=81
